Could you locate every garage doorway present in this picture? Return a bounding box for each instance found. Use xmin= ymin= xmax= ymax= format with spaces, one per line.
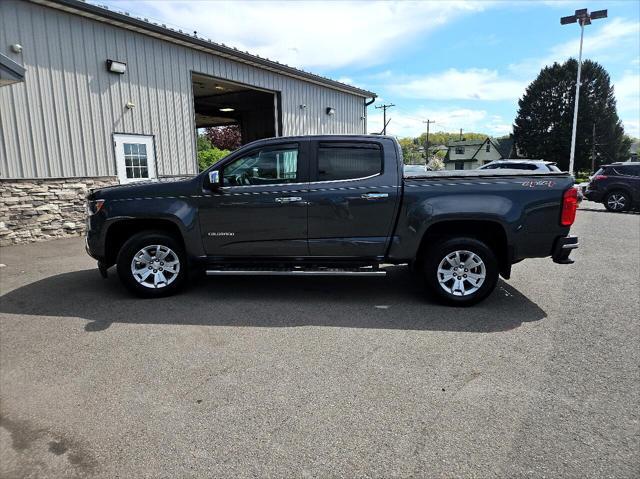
xmin=191 ymin=73 xmax=280 ymax=145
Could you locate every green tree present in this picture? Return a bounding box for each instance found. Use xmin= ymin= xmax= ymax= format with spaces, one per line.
xmin=398 ymin=137 xmax=424 ymax=164
xmin=197 ymin=133 xmax=230 ymax=171
xmin=514 ymin=59 xmax=630 ymax=172
xmin=417 ymin=131 xmax=487 ymax=148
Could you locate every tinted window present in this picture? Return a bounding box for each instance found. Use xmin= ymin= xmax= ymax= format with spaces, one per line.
xmin=501 ymin=163 xmax=538 ymax=170
xmin=612 ymin=165 xmax=640 ymax=176
xmin=546 ymin=164 xmax=561 ymax=172
xmin=223 ymin=145 xmax=298 ymax=186
xmin=317 ymin=143 xmax=382 ymax=181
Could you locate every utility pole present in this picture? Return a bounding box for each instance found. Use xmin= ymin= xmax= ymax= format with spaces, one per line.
xmin=423 ymin=119 xmax=435 ymax=166
xmin=375 ymin=103 xmax=395 ymax=135
xmin=561 ymin=7 xmax=608 ymax=175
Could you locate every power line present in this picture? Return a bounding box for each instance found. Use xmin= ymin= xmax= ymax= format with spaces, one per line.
xmin=375 ymin=103 xmax=395 ymax=135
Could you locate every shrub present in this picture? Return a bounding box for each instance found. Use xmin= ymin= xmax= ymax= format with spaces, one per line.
xmin=198 ymin=147 xmax=230 ymax=171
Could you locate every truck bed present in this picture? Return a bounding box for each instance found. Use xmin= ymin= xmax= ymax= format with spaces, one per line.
xmin=404 ymin=169 xmax=570 ymax=179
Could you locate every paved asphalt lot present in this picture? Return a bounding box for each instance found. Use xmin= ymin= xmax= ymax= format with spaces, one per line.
xmin=1 ymin=202 xmax=638 ymax=478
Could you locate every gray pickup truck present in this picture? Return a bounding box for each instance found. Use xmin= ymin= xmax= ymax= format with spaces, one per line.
xmin=86 ymin=135 xmax=579 ymax=305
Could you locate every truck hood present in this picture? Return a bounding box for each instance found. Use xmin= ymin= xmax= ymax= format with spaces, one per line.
xmin=89 ymin=176 xmax=199 ymax=200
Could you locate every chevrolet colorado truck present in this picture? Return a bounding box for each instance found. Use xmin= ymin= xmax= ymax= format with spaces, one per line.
xmin=85 ymin=135 xmax=579 ymax=305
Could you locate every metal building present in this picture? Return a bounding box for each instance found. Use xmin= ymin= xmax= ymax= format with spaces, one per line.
xmin=0 ymin=0 xmax=376 ymax=245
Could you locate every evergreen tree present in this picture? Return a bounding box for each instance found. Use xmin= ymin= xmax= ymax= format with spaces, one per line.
xmin=513 ymin=59 xmax=630 ymax=172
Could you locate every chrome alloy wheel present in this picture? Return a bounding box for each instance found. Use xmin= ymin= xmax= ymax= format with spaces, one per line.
xmin=130 ymin=245 xmax=180 ymax=289
xmin=437 ymin=250 xmax=486 ymax=297
xmin=607 ymin=193 xmax=627 ymax=211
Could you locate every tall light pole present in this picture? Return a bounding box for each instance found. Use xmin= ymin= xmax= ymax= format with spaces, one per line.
xmin=561 ymin=8 xmax=607 ymax=175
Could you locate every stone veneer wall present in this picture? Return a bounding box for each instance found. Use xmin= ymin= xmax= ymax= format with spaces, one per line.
xmin=0 ymin=177 xmax=118 ymax=246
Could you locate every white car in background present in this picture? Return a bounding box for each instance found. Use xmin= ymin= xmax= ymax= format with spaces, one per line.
xmin=478 ymin=160 xmax=561 ymax=172
xmin=403 ymin=164 xmax=431 ymax=177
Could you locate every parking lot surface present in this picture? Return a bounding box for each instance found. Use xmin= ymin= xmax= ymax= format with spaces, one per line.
xmin=1 ymin=202 xmax=639 ymax=478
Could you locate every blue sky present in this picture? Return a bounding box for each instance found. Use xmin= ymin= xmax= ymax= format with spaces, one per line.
xmin=102 ymin=0 xmax=639 ymax=138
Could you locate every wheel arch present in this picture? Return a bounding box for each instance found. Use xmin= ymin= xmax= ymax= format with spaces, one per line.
xmin=416 ymin=219 xmax=511 ymax=278
xmin=605 ymin=186 xmax=633 ymax=199
xmin=104 ymin=219 xmax=186 ymax=266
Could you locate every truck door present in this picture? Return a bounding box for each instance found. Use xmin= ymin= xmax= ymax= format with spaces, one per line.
xmin=306 ymin=139 xmax=401 ymax=258
xmin=198 ymin=141 xmax=309 ymax=256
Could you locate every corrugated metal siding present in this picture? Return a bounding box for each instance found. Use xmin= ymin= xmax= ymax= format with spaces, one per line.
xmin=0 ymin=0 xmax=368 ymax=179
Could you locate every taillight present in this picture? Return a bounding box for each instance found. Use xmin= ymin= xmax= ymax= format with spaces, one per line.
xmin=561 ymin=188 xmax=578 ymax=226
xmin=593 ymin=175 xmax=607 ymax=181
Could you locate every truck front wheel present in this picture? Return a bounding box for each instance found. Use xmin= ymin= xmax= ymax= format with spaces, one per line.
xmin=116 ymin=231 xmax=187 ymax=298
xmin=423 ymin=237 xmax=498 ymax=306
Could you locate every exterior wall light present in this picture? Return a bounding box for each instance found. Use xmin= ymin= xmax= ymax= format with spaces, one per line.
xmin=125 ymin=101 xmax=135 ymax=109
xmin=326 ymin=107 xmax=335 ymax=115
xmin=106 ymin=59 xmax=127 ymax=74
xmin=219 ymin=107 xmax=235 ymax=112
xmin=300 ymin=104 xmax=307 ymax=109
xmin=10 ymin=44 xmax=23 ymax=54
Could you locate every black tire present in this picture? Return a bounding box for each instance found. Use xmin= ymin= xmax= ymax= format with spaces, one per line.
xmin=423 ymin=237 xmax=499 ymax=306
xmin=116 ymin=231 xmax=187 ymax=298
xmin=604 ymin=190 xmax=630 ymax=212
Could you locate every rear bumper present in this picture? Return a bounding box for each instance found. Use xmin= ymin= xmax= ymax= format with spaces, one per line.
xmin=585 ymin=189 xmax=603 ymax=202
xmin=552 ymin=235 xmax=579 ymax=264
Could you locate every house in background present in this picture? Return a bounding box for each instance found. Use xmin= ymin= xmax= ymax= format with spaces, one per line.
xmin=444 ymin=137 xmax=515 ymax=170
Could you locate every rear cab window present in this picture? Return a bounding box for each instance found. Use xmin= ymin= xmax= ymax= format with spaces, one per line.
xmin=316 ymin=142 xmax=383 ymax=181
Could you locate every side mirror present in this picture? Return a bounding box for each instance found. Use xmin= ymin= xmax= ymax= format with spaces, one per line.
xmin=207 ymin=170 xmax=220 ymax=189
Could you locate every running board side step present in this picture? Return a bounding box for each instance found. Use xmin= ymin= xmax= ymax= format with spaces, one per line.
xmin=205 ymin=269 xmax=387 ymax=277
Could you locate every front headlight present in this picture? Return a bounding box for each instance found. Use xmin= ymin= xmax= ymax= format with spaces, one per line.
xmin=86 ymin=199 xmax=105 ymax=215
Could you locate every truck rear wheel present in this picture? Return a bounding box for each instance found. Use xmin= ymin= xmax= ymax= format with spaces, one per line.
xmin=423 ymin=237 xmax=498 ymax=306
xmin=116 ymin=231 xmax=187 ymax=298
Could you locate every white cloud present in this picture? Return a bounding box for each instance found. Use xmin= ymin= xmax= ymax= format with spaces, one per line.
xmin=367 ymin=107 xmax=511 ymax=137
xmin=336 ymin=77 xmax=354 ymax=85
xmin=103 ymin=0 xmax=494 ymax=69
xmin=622 ymin=119 xmax=639 ymax=138
xmin=388 ymin=68 xmax=526 ymax=101
xmin=614 ymin=72 xmax=640 ymax=113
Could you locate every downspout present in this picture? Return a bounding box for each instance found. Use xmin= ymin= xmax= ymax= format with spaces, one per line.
xmin=364 ymin=97 xmax=376 ymax=134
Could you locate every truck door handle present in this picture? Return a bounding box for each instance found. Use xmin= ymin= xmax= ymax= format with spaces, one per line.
xmin=275 ymin=196 xmax=303 ymax=203
xmin=361 ymin=193 xmax=389 ymax=200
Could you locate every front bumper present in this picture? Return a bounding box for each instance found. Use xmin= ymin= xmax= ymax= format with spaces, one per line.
xmin=552 ymin=235 xmax=579 ymax=264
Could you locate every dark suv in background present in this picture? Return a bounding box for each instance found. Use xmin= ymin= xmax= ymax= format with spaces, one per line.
xmin=585 ymin=162 xmax=640 ymax=212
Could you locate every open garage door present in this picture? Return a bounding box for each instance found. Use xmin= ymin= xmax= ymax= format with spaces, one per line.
xmin=192 ymin=73 xmax=279 ymax=145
